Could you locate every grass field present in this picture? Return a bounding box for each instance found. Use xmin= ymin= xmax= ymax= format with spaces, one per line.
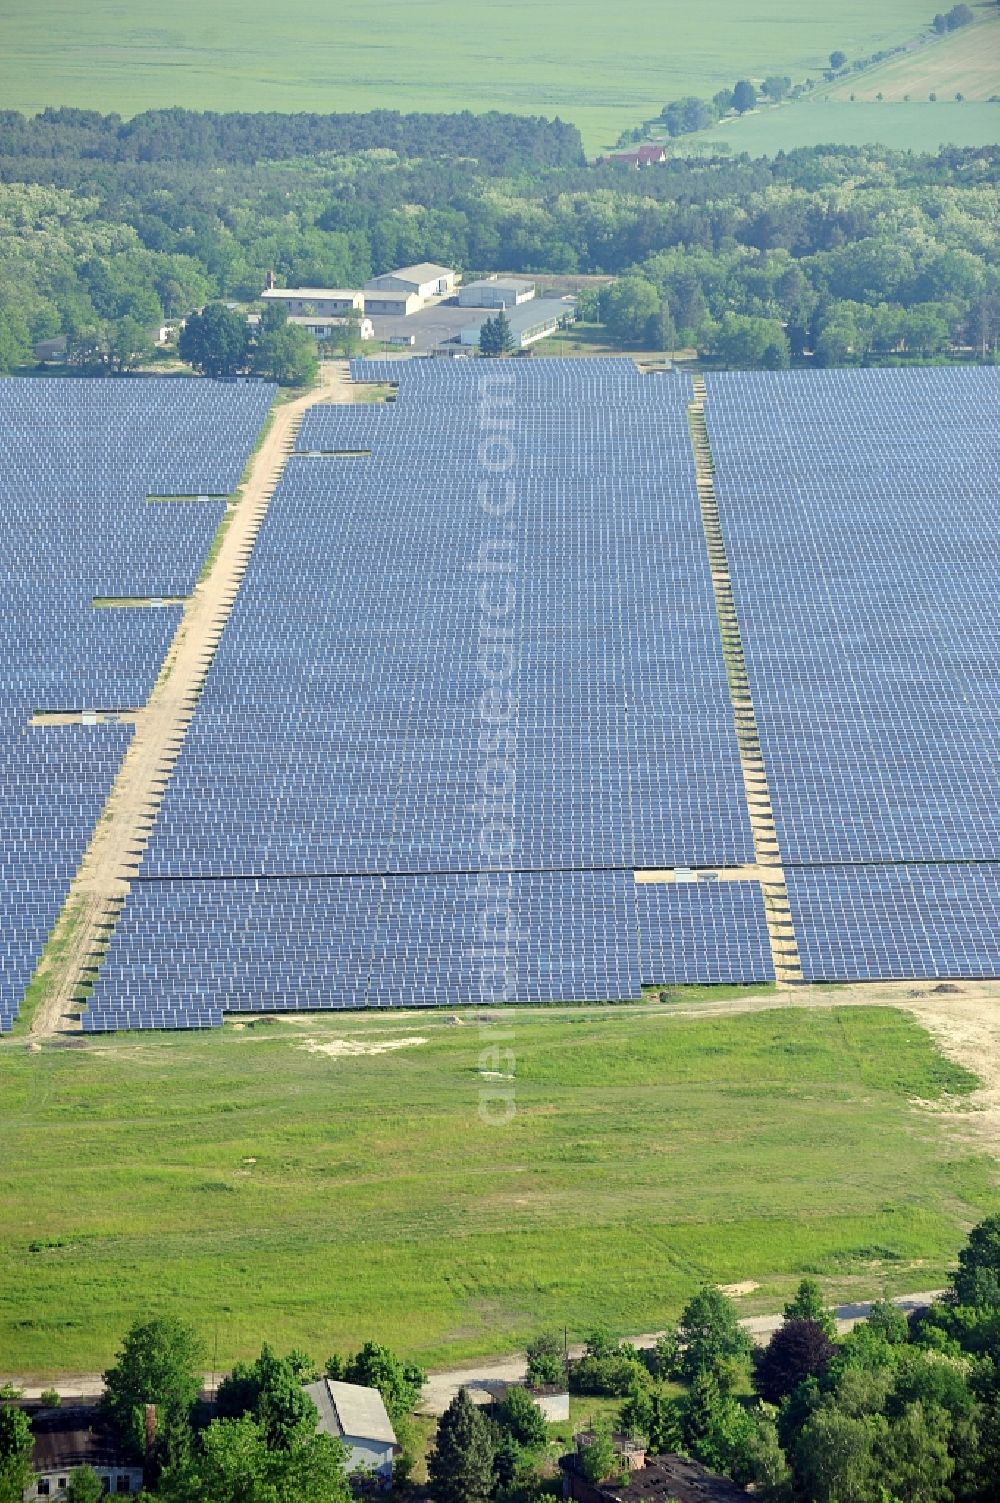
xmin=0 ymin=1003 xmax=994 ymax=1377
xmin=0 ymin=0 xmax=946 ymax=153
xmin=686 ymin=99 xmax=1000 ymax=156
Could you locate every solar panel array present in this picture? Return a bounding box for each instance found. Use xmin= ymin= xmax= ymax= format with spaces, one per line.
xmin=0 ymin=378 xmax=275 ymax=1030
xmin=53 ymin=360 xmax=1000 ymax=1029
xmin=706 ymin=369 xmax=1000 ymax=980
xmin=637 ymin=881 xmax=774 ymax=985
xmin=83 ymin=868 xmax=776 ymax=1027
xmin=85 ymin=359 xmax=768 ymax=1027
xmin=787 ymin=864 xmax=1000 ymax=981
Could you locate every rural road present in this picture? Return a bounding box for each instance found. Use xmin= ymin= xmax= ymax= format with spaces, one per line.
xmin=1 ymin=1291 xmax=943 ymax=1412
xmin=414 ymin=1290 xmax=943 ymax=1414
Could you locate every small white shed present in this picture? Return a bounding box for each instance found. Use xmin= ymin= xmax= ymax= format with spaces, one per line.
xmin=305 ymin=1378 xmax=397 ymax=1488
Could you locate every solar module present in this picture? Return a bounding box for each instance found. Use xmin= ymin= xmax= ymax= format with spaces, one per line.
xmin=636 ymin=880 xmax=775 ymax=985
xmin=0 ymin=377 xmax=276 ymax=1030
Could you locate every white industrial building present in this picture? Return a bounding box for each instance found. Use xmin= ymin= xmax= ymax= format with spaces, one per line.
xmin=363 ymin=289 xmax=424 ymax=317
xmin=261 ymin=288 xmax=364 ymax=317
xmin=458 ymin=278 xmax=536 ymax=309
xmin=458 ymin=297 xmax=576 ymax=350
xmin=305 ymin=1379 xmax=397 ymax=1489
xmin=248 ymin=312 xmax=374 ymax=342
xmin=292 ymin=314 xmax=374 ymax=342
xmin=364 ymin=262 xmax=458 ymax=299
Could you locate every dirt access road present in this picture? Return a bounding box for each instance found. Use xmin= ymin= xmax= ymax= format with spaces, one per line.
xmin=0 ymin=1292 xmax=942 ymax=1408
xmin=24 ymin=362 xmax=353 ymax=1042
xmin=414 ymin=1290 xmax=943 ymax=1414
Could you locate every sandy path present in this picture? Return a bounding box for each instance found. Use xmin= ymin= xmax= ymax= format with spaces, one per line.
xmin=413 ymin=1291 xmax=944 ymax=1414
xmin=24 ymin=362 xmax=353 ymax=1041
xmin=0 ymin=1292 xmax=943 ymax=1408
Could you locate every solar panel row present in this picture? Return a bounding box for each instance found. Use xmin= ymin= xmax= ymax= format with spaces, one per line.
xmin=0 ymin=378 xmax=276 ymax=1030
xmin=82 ymin=871 xmax=773 ymax=1027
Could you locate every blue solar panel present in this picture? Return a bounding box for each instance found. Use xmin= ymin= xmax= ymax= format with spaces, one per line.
xmin=706 ymin=369 xmax=1000 ymax=867
xmin=140 ymin=363 xmax=752 ymax=885
xmin=64 ymin=363 xmax=1000 ymax=1030
xmin=636 ymin=880 xmax=775 ymax=985
xmin=82 ymin=870 xmax=643 ymax=1022
xmin=787 ymin=864 xmax=1000 ymax=981
xmin=0 ymin=377 xmax=276 ymax=1030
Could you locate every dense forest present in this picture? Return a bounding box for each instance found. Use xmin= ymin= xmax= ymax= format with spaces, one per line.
xmin=0 ymin=107 xmax=997 ymax=370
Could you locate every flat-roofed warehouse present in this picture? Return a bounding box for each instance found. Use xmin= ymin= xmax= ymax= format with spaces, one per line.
xmin=459 ymin=297 xmax=576 ymax=348
xmin=261 ymin=288 xmax=364 ymax=316
xmin=364 ymin=262 xmax=458 ymax=299
xmin=363 ymin=289 xmax=424 ymax=317
xmin=458 ymin=277 xmax=536 ymax=308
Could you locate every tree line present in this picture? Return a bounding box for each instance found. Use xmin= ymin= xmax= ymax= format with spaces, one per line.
xmin=0 ymin=107 xmax=584 ymax=172
xmin=427 ymin=1213 xmax=1000 ymax=1503
xmin=0 ymin=107 xmax=996 ymax=374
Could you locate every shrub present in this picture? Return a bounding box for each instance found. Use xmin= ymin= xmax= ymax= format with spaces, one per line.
xmin=495 ymin=1385 xmax=547 ymax=1450
xmin=570 ymin=1353 xmax=647 ymax=1397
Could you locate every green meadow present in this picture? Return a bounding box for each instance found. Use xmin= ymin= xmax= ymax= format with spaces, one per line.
xmin=0 ymin=0 xmax=946 ymax=152
xmin=689 ymin=99 xmax=1000 ymax=157
xmin=0 ymin=1003 xmax=994 ymax=1377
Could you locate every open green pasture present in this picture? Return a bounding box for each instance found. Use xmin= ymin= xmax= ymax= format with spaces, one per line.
xmin=0 ymin=0 xmax=942 ymax=152
xmin=0 ymin=1003 xmax=993 ymax=1377
xmin=689 ymin=98 xmax=1000 ymax=156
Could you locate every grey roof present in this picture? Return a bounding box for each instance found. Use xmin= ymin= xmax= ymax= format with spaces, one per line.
xmin=305 ymin=1379 xmax=397 ymax=1447
xmin=386 ymin=263 xmax=455 ymax=282
xmin=261 ymin=288 xmax=360 ymax=300
xmin=462 ymin=297 xmax=575 ymax=336
xmin=462 ymin=278 xmax=534 ymax=292
xmin=366 ymin=263 xmax=455 ymax=289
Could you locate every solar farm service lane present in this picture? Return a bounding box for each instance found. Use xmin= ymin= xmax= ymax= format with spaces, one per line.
xmin=0 ymin=378 xmax=276 ymax=1031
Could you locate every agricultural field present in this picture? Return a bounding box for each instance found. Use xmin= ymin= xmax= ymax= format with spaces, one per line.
xmin=689 ymin=99 xmax=1000 ymax=155
xmin=679 ymin=10 xmax=1000 ymax=157
xmin=0 ymin=1000 xmax=994 ymax=1377
xmin=827 ymin=11 xmax=1000 ymax=101
xmin=0 ymin=0 xmax=943 ymax=152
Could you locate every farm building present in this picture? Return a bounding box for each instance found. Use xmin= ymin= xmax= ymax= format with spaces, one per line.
xmin=292 ymin=314 xmax=374 ymax=342
xmin=365 ymin=263 xmax=457 ymax=299
xmin=458 ymin=278 xmax=536 ymax=308
xmin=27 ymin=1406 xmax=143 ymax=1499
xmin=603 ymin=143 xmax=668 ymax=167
xmin=458 ymin=297 xmax=576 ymax=349
xmin=260 ymin=288 xmax=365 ymax=317
xmin=304 ymin=1379 xmax=397 ymax=1489
xmin=363 ymin=289 xmax=423 ymax=317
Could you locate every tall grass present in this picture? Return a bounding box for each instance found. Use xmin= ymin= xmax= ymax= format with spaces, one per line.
xmin=0 ymin=1004 xmax=991 ymax=1375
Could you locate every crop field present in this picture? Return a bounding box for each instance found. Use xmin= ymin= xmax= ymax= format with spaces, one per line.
xmin=0 ymin=1001 xmax=993 ymax=1377
xmin=688 ymin=99 xmax=1000 ymax=156
xmin=827 ymin=13 xmax=1000 ymax=101
xmin=0 ymin=0 xmax=942 ymax=152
